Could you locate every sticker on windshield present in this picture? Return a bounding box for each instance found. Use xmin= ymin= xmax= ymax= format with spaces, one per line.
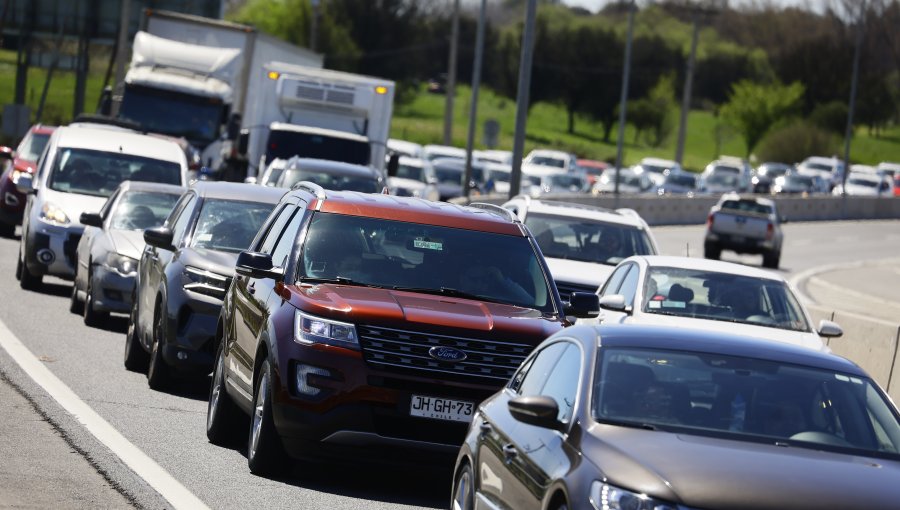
xmin=414 ymin=238 xmax=443 ymax=251
xmin=662 ymin=300 xmax=686 ymax=308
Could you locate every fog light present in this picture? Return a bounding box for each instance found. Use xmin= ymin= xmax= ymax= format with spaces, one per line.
xmin=176 ymin=351 xmax=188 ymax=361
xmin=36 ymin=249 xmax=55 ymax=264
xmin=4 ymin=192 xmax=19 ymax=206
xmin=296 ymin=364 xmax=329 ymax=396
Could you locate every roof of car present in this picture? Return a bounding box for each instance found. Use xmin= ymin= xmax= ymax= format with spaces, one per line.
xmin=640 ymin=157 xmax=678 ymax=167
xmin=292 ymin=189 xmax=523 ymax=235
xmin=591 ymin=324 xmax=865 ymax=376
xmin=507 ymin=197 xmax=648 ymax=227
xmin=117 ymin=181 xmax=186 ymax=194
xmin=627 ymin=255 xmax=784 ymax=280
xmin=269 ymin=123 xmax=369 ymax=143
xmin=283 ymin=157 xmax=379 ymax=177
xmin=527 ymin=149 xmax=571 ymax=159
xmin=190 ymin=181 xmax=287 ymax=203
xmin=29 ymin=124 xmax=57 ymax=136
xmin=718 ymin=193 xmax=775 ymax=207
xmin=54 ymin=125 xmax=186 ymax=165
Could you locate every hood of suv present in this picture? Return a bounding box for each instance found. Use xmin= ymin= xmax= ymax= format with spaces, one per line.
xmin=287 ymin=284 xmax=564 ymax=339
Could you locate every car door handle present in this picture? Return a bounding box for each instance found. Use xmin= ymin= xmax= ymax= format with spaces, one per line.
xmin=248 ymin=282 xmax=255 ymax=295
xmin=502 ymin=444 xmax=517 ymax=460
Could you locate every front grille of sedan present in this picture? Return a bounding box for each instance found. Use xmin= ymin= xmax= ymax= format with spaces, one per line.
xmin=357 ymin=325 xmax=532 ymax=384
xmin=554 ymin=280 xmax=598 ymax=303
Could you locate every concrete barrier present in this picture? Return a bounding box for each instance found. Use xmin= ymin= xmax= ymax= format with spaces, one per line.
xmin=808 ymin=305 xmax=900 ymax=403
xmin=460 ymin=194 xmax=900 ymax=226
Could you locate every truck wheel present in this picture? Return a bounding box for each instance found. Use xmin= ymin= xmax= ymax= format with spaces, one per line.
xmin=763 ymin=251 xmax=780 ymax=269
xmin=704 ymin=243 xmax=721 ymax=260
xmin=248 ymin=358 xmax=288 ymax=475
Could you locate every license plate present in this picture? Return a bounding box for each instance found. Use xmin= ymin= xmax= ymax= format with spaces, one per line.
xmin=410 ymin=395 xmax=474 ymax=423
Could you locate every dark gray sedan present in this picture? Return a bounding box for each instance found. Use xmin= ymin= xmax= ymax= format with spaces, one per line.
xmin=452 ymin=324 xmax=900 ymax=510
xmin=72 ymin=181 xmax=184 ymax=326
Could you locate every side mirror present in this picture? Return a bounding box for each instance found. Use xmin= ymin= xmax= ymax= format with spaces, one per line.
xmin=79 ymin=212 xmax=103 ymax=228
xmin=237 ymin=128 xmax=250 ymax=155
xmin=15 ymin=173 xmax=35 ymax=194
xmin=235 ymin=251 xmax=284 ymax=280
xmin=386 ymin=153 xmax=400 ymax=177
xmin=508 ymin=395 xmax=562 ymax=430
xmin=564 ymin=291 xmax=600 ymax=319
xmin=227 ymin=112 xmax=242 ymax=140
xmin=0 ymin=147 xmax=13 ymax=161
xmin=817 ymin=319 xmax=843 ymax=339
xmin=598 ymin=294 xmax=627 ymax=312
xmin=143 ymin=226 xmax=174 ymax=251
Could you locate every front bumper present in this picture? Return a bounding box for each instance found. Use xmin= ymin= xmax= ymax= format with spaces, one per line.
xmin=161 ymin=288 xmax=222 ymax=373
xmin=89 ymin=266 xmax=135 ymax=313
xmin=705 ymin=233 xmax=776 ymax=255
xmin=24 ymin=223 xmax=83 ymax=279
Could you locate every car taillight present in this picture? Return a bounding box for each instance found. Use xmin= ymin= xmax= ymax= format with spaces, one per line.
xmin=766 ymin=222 xmax=774 ymax=240
xmin=706 ymin=213 xmax=714 ymax=228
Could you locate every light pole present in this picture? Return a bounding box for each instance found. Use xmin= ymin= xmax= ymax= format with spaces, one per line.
xmin=310 ymin=0 xmax=320 ymax=52
xmin=674 ymin=11 xmax=700 ymax=166
xmin=463 ymin=0 xmax=487 ymax=199
xmin=509 ymin=0 xmax=538 ymax=199
xmin=614 ymin=0 xmax=637 ymax=202
xmin=842 ymin=0 xmax=867 ymax=216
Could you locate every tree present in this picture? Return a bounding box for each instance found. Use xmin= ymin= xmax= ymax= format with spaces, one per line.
xmin=719 ymin=80 xmax=805 ymax=156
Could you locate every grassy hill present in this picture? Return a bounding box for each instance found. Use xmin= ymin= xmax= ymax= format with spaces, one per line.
xmin=1 ymin=48 xmax=896 ymax=169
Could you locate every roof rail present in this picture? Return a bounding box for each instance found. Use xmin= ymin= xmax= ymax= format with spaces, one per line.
xmin=468 ymin=202 xmax=518 ymax=223
xmin=71 ymin=113 xmax=143 ymax=132
xmin=291 ymin=180 xmax=327 ymax=199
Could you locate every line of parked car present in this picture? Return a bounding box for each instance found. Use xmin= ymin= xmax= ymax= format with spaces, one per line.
xmin=4 ymin=120 xmax=900 ymax=509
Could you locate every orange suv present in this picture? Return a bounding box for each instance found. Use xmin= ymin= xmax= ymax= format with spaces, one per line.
xmin=205 ymin=182 xmax=599 ymax=473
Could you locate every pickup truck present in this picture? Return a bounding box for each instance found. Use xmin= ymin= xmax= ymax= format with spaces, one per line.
xmin=704 ymin=194 xmax=784 ymax=269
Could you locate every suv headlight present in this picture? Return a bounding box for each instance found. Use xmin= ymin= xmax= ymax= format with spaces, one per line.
xmin=590 ymin=482 xmax=678 ymax=510
xmin=40 ymin=202 xmax=70 ymax=225
xmin=104 ymin=252 xmax=138 ymax=276
xmin=294 ymin=310 xmax=358 ymax=350
xmin=182 ymin=266 xmax=229 ymax=298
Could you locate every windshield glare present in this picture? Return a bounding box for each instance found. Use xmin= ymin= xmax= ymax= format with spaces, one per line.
xmin=48 ymin=148 xmax=182 ymax=197
xmin=120 ymin=86 xmax=223 ymax=144
xmin=191 ymin=199 xmax=275 ymax=253
xmin=276 ymin=167 xmax=378 ymax=193
xmin=594 ymin=347 xmax=900 ymax=460
xmin=110 ymin=191 xmax=180 ymax=230
xmin=299 ymin=213 xmax=554 ymax=312
xmin=641 ymin=267 xmax=811 ymax=332
xmin=525 ymin=213 xmax=655 ymax=265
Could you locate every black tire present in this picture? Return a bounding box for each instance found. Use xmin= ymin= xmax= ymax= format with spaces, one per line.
xmin=451 ymin=462 xmax=475 ymax=510
xmin=146 ymin=301 xmax=171 ymax=390
xmin=206 ymin=341 xmax=242 ymax=445
xmin=69 ymin=281 xmax=84 ymax=314
xmin=124 ymin=301 xmax=149 ymax=372
xmin=762 ymin=251 xmax=780 ymax=269
xmin=18 ymin=241 xmax=42 ymax=290
xmin=0 ymin=222 xmax=14 ymax=238
xmin=83 ymin=271 xmax=109 ymax=327
xmin=704 ymin=243 xmax=721 ymax=261
xmin=247 ymin=358 xmax=288 ymax=475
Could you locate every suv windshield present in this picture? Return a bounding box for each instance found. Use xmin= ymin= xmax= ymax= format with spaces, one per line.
xmin=265 ymin=130 xmax=370 ymax=166
xmin=110 ymin=191 xmax=181 ymax=231
xmin=594 ymin=347 xmax=900 ymax=460
xmin=641 ymin=267 xmax=811 ymax=332
xmin=525 ymin=212 xmax=655 ymax=265
xmin=298 ymin=213 xmax=555 ymax=312
xmin=191 ymin=199 xmax=276 ymax=253
xmin=48 ymin=148 xmax=182 ymax=197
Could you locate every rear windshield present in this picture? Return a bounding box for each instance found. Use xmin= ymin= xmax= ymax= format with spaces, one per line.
xmin=721 ymin=200 xmax=772 ymax=215
xmin=525 ymin=212 xmax=656 ymax=265
xmin=299 ymin=213 xmax=555 ymax=312
xmin=48 ymin=148 xmax=182 ymax=197
xmin=265 ymin=130 xmax=370 ymax=166
xmin=191 ymin=199 xmax=276 ymax=253
xmin=276 ymin=167 xmax=379 ymax=193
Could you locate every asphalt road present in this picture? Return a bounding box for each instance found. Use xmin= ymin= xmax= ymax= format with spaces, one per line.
xmin=1 ymin=219 xmax=898 ymax=508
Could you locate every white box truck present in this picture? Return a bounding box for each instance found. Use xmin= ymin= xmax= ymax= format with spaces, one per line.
xmin=112 ymin=10 xmax=323 ymax=179
xmin=245 ymin=61 xmax=395 ymax=178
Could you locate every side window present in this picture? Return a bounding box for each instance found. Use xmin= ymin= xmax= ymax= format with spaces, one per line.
xmin=517 ymin=342 xmax=568 ymax=397
xmin=169 ymin=194 xmax=197 ymax=246
xmin=539 ymin=343 xmax=581 ymax=423
xmin=164 ymin=194 xmax=190 ymax=227
xmin=600 ymin=264 xmax=632 ymax=297
xmin=619 ymin=265 xmax=641 ymax=306
xmin=258 ymin=205 xmax=293 ymax=254
xmin=270 ymin=208 xmax=305 ymax=268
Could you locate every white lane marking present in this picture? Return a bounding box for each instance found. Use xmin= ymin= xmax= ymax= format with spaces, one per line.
xmin=0 ymin=318 xmax=210 ymax=510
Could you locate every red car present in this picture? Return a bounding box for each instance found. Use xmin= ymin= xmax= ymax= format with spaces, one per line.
xmin=0 ymin=124 xmax=56 ymax=236
xmin=575 ymin=158 xmax=609 ymax=186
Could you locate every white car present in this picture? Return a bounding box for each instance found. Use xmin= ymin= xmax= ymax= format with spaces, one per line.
xmin=834 ymin=170 xmax=893 ymax=197
xmin=422 ymin=144 xmax=466 ymax=162
xmin=699 ymin=157 xmax=752 ymax=194
xmin=523 ymin=149 xmax=577 ymax=173
xmin=474 ymin=149 xmax=513 ymax=165
xmin=797 ymin=156 xmax=845 ymax=190
xmin=502 ymin=196 xmax=659 ymax=302
xmin=581 ymin=255 xmax=843 ymax=352
xmin=636 ymin=157 xmax=681 ymax=187
xmin=387 ymin=156 xmax=439 ymax=201
xmin=591 ymin=166 xmax=654 ymax=194
xmin=387 ymin=138 xmax=424 ymax=159
xmin=16 ymin=124 xmax=188 ymax=289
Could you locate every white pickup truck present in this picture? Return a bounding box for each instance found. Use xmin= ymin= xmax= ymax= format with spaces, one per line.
xmin=704 ymin=193 xmax=784 ymax=269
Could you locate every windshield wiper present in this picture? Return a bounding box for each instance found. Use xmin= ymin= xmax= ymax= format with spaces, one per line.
xmin=391 ymin=285 xmax=497 ymax=302
xmin=298 ymin=276 xmax=379 ymax=288
xmin=597 ymin=418 xmax=658 ymax=431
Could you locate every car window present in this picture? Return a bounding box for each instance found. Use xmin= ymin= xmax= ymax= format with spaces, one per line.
xmin=619 ymin=264 xmax=641 ymax=306
xmin=515 ymin=342 xmax=568 ymax=397
xmin=270 ymin=208 xmax=304 ymax=268
xmin=47 ymin=148 xmax=182 ymax=197
xmin=110 ymin=191 xmax=181 ymax=231
xmin=169 ymin=194 xmax=197 ymax=246
xmin=258 ymin=205 xmax=293 ymax=254
xmin=600 ymin=264 xmax=632 ymax=296
xmin=537 ymin=343 xmax=581 ymax=423
xmin=524 ymin=213 xmax=655 ymax=265
xmin=191 ymin=199 xmax=276 ymax=253
xmin=276 ymin=167 xmax=379 ymax=193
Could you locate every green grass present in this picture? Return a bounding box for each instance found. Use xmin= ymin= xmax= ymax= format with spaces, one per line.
xmin=1 ymin=47 xmax=896 ymax=168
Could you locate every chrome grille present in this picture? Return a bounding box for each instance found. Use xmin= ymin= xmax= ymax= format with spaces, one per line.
xmin=357 ymin=325 xmax=533 ymax=383
xmin=554 ymin=280 xmax=597 ymax=303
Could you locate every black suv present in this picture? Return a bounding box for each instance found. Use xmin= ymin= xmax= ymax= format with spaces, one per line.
xmin=205 ymin=182 xmax=599 ymax=474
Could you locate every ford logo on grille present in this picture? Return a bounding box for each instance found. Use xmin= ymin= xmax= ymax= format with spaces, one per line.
xmin=429 ymin=346 xmax=467 ymax=362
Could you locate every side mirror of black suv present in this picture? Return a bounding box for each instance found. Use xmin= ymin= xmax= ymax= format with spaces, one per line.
xmin=236 ymin=251 xmax=284 ymax=280
xmin=565 ymin=291 xmax=600 ymax=319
